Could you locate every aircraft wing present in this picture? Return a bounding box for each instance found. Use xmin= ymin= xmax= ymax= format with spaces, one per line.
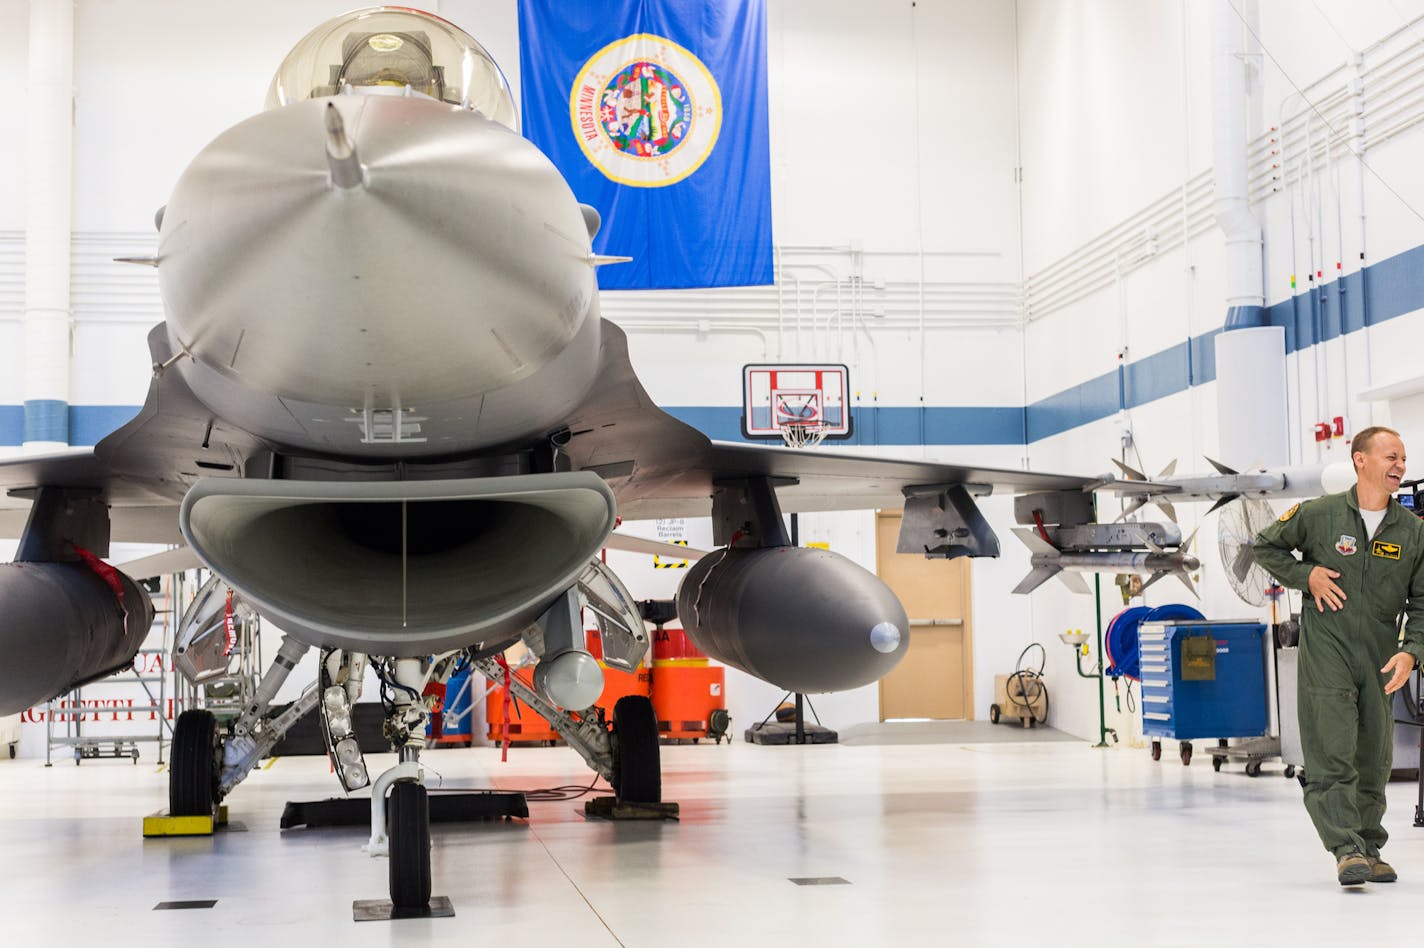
xmin=563 ymin=321 xmax=1095 ymax=521
xmin=0 ymin=323 xmax=265 ymax=545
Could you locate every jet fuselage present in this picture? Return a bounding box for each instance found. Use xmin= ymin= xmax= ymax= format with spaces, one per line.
xmin=158 ymin=93 xmax=601 ymax=458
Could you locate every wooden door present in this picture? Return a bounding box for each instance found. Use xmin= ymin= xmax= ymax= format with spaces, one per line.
xmin=875 ymin=510 xmax=973 ymax=720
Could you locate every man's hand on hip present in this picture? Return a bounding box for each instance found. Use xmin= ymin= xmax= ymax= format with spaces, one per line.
xmin=1308 ymin=566 xmax=1346 ymax=612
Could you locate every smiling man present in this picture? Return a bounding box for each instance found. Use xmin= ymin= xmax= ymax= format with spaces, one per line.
xmin=1254 ymin=425 xmax=1424 ymax=886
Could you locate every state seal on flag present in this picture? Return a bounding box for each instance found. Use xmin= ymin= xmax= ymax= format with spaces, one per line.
xmin=569 ymin=33 xmax=721 ymax=187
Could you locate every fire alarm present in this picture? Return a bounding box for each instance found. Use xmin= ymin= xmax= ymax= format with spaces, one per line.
xmin=1314 ymin=423 xmax=1331 ymax=442
xmin=1332 ymin=416 xmax=1346 ymax=438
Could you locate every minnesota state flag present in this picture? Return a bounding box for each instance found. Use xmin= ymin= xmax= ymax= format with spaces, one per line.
xmin=518 ymin=1 xmax=773 ymax=289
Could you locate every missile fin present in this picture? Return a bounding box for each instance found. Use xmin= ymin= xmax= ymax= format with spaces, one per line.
xmin=1205 ymin=456 xmax=1238 ymax=476
xmin=1012 ymin=566 xmax=1061 ymax=595
xmin=1155 ymin=498 xmax=1178 ymax=523
xmin=1112 ymin=458 xmax=1146 ymax=481
xmin=1056 ymin=571 xmax=1092 ymax=595
xmin=1158 ymin=459 xmax=1178 ymax=478
xmin=324 ymin=103 xmax=364 ymax=190
xmin=1138 ymin=571 xmax=1168 ymax=595
xmin=1113 ymin=497 xmax=1148 ymax=523
xmin=1011 ymin=526 xmax=1058 ymax=555
xmin=1173 ymin=569 xmax=1200 ymax=598
xmin=1206 ymin=493 xmax=1240 ymax=515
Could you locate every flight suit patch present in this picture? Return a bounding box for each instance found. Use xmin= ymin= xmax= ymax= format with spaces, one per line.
xmin=1372 ymin=540 xmax=1402 ymax=560
xmin=1280 ymin=503 xmax=1299 ymax=522
xmin=1336 ymin=534 xmax=1358 ymax=556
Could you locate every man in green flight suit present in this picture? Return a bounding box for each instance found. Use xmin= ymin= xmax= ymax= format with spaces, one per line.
xmin=1254 ymin=426 xmax=1424 ymax=886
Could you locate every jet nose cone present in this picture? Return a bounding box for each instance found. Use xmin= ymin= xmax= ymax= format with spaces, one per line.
xmin=160 ymin=96 xmax=594 ymax=409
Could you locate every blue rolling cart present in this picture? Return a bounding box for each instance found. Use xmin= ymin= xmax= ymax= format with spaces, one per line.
xmin=1139 ymin=620 xmax=1271 ymax=771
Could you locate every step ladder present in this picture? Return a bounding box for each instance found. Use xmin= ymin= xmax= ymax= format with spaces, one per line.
xmin=45 ymin=574 xmax=184 ymax=766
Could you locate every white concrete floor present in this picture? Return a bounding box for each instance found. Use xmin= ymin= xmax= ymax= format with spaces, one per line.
xmin=1 ymin=732 xmax=1420 ymax=946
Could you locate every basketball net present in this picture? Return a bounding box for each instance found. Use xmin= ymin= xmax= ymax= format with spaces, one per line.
xmin=780 ymin=420 xmax=827 ymax=449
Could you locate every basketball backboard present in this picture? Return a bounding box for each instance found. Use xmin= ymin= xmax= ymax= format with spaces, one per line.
xmin=742 ymin=364 xmax=852 ymax=443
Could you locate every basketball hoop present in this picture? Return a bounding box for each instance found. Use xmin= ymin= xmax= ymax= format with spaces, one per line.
xmin=780 ymin=420 xmax=827 ymax=449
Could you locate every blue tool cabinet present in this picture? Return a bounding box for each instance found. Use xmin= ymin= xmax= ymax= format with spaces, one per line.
xmin=1139 ymin=620 xmax=1269 ymax=741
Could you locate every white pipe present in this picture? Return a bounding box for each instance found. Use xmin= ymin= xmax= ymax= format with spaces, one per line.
xmin=1351 ymin=52 xmax=1374 ymax=422
xmin=774 ymin=245 xmax=785 ymax=359
xmin=1211 ymin=0 xmax=1264 ymax=328
xmin=23 ymin=0 xmax=74 ymax=450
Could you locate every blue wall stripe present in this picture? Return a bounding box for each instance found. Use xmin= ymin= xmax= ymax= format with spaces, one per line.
xmin=0 ymin=405 xmax=140 ymax=447
xmin=68 ymin=405 xmax=141 ymax=447
xmin=1026 ymin=241 xmax=1424 ymax=442
xmin=662 ymin=406 xmax=1027 ymax=445
xmin=0 ymin=406 xmax=20 ymax=446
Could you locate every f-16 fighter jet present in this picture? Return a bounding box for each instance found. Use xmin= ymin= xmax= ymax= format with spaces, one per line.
xmin=0 ymin=8 xmax=1094 ymax=911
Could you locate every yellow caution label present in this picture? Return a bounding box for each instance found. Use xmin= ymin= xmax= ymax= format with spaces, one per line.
xmin=1373 ymin=540 xmax=1402 ymax=560
xmin=653 ymin=540 xmax=689 ymax=569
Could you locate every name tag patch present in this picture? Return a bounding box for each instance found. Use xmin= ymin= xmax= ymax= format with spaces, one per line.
xmin=1372 ymin=540 xmax=1402 ymax=560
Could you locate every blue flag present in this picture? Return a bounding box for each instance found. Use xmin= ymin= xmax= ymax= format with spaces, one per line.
xmin=518 ymin=1 xmax=773 ymax=289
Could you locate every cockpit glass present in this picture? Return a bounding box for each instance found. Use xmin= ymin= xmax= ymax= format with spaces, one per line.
xmin=265 ymin=6 xmax=517 ymax=130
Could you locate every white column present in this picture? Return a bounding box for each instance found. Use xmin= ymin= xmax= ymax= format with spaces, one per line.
xmin=23 ymin=0 xmax=74 ymax=450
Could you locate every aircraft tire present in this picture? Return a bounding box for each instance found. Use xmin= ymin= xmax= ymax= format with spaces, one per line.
xmin=611 ymin=695 xmax=661 ymax=804
xmin=388 ymin=781 xmax=432 ymax=909
xmin=170 ymin=709 xmax=220 ymax=816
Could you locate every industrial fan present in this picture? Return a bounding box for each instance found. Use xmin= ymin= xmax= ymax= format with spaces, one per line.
xmin=1217 ymin=498 xmax=1278 ymax=606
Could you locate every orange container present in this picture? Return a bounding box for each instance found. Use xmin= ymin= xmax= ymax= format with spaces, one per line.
xmin=652 ymin=626 xmax=704 ymax=662
xmin=651 ymin=663 xmax=726 ymax=739
xmin=596 ymin=664 xmax=651 ymax=712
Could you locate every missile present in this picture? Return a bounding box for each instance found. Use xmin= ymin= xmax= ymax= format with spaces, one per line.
xmin=676 ymin=545 xmax=908 ymax=694
xmin=1102 ymin=458 xmax=1357 ymax=519
xmin=1011 ymin=526 xmax=1200 ymax=597
xmin=0 ymin=562 xmax=154 ymax=715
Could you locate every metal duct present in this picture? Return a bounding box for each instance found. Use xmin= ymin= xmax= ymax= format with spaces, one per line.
xmin=179 ymin=473 xmax=617 ymax=656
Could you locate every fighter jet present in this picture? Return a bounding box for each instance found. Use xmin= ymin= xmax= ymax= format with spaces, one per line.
xmin=0 ymin=8 xmax=1094 ymax=911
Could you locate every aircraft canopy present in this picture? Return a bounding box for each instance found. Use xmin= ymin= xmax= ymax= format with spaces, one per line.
xmin=265 ymin=6 xmax=517 ymax=130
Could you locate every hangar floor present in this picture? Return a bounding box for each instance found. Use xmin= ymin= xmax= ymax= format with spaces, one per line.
xmin=1 ymin=727 xmax=1417 ymax=946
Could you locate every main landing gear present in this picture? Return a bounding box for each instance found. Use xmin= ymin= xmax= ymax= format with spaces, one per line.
xmin=169 ymin=709 xmax=221 ymax=816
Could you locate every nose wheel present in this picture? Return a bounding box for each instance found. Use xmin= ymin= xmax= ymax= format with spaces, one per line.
xmin=388 ymin=781 xmax=432 ymax=910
